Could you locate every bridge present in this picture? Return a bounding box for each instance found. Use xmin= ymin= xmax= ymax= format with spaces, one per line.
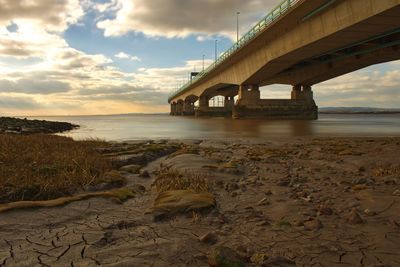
xmin=168 ymin=0 xmax=400 ymax=119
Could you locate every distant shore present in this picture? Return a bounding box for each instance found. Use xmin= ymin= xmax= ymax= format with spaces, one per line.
xmin=0 ymin=116 xmax=79 ymax=134
xmin=319 ymin=111 xmax=400 ymax=114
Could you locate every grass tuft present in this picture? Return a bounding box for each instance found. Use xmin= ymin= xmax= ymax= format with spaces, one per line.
xmin=153 ymin=169 xmax=210 ymax=193
xmin=0 ymin=134 xmax=117 ymax=203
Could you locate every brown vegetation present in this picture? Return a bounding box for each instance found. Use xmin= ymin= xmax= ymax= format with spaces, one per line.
xmin=0 ymin=134 xmax=120 ymax=203
xmin=153 ymin=169 xmax=210 ymax=193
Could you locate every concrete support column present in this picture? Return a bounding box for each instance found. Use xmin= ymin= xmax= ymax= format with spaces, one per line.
xmin=199 ymin=95 xmax=209 ymax=109
xmin=302 ymin=85 xmax=314 ymax=103
xmin=291 ymin=85 xmax=303 ymax=100
xmin=176 ymin=102 xmax=184 ymax=115
xmin=170 ymin=103 xmax=177 ymax=115
xmin=183 ymin=100 xmax=195 ymax=115
xmin=237 ymin=84 xmax=260 ymax=106
xmin=224 ymin=96 xmax=234 ymax=111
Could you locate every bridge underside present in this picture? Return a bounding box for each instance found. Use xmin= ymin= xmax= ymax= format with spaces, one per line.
xmin=169 ymin=0 xmax=400 ymax=120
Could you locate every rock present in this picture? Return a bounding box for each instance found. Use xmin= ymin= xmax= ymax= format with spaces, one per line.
xmin=257 ymin=197 xmax=270 ymax=206
xmin=152 ymin=190 xmax=215 ymax=214
xmin=199 ymin=232 xmax=218 ymax=244
xmin=277 ymin=179 xmax=290 ymax=187
xmin=351 ymin=177 xmax=367 ymax=185
xmin=318 ymin=206 xmax=333 ymax=216
xmin=119 ymin=164 xmax=141 ymax=174
xmin=292 ymin=220 xmax=304 ymax=227
xmin=208 ymin=246 xmax=245 ymax=267
xmin=139 ymin=170 xmax=150 ymax=178
xmin=346 ymin=208 xmax=364 ymax=224
xmin=304 ymin=219 xmax=323 ymax=231
xmin=393 ymin=189 xmax=400 ymax=196
xmin=383 ymin=177 xmax=397 ymax=185
xmin=262 ymin=256 xmax=295 ymax=266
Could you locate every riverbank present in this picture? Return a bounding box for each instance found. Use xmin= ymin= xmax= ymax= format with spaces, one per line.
xmin=0 ymin=117 xmax=78 ymax=134
xmin=0 ymin=136 xmax=399 ymax=266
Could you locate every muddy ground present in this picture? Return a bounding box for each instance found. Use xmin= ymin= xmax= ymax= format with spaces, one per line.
xmin=0 ymin=137 xmax=399 ymax=266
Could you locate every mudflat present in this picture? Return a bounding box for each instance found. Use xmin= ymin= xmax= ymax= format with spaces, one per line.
xmin=0 ymin=137 xmax=399 ymax=266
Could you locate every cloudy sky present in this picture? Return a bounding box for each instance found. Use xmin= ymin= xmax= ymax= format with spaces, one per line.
xmin=0 ymin=0 xmax=399 ymax=116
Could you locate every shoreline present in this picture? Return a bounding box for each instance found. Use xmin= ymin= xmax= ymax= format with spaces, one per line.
xmin=0 ymin=116 xmax=79 ymax=135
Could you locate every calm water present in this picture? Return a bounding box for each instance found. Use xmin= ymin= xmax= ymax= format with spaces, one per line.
xmin=27 ymin=113 xmax=400 ymax=141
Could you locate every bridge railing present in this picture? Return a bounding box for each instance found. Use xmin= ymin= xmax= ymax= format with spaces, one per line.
xmin=168 ymin=0 xmax=301 ymax=102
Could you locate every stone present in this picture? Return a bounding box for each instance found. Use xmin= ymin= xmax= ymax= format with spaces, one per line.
xmin=257 ymin=197 xmax=270 ymax=206
xmin=351 ymin=177 xmax=367 ymax=185
xmin=208 ymin=246 xmax=245 ymax=267
xmin=304 ymin=219 xmax=323 ymax=231
xmin=346 ymin=208 xmax=364 ymax=224
xmin=393 ymin=189 xmax=400 ymax=196
xmin=139 ymin=170 xmax=150 ymax=178
xmin=119 ymin=164 xmax=141 ymax=174
xmin=262 ymin=256 xmax=296 ymax=266
xmin=277 ymin=179 xmax=290 ymax=186
xmin=199 ymin=232 xmax=218 ymax=244
xmin=318 ymin=206 xmax=333 ymax=216
xmin=152 ymin=190 xmax=215 ymax=214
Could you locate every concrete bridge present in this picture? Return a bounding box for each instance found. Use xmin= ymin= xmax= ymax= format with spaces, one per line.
xmin=168 ymin=0 xmax=400 ymax=119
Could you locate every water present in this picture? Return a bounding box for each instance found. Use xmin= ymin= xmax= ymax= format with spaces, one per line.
xmin=25 ymin=113 xmax=400 ymax=141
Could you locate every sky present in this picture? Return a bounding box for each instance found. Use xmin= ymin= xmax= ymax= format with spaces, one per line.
xmin=0 ymin=0 xmax=399 ymax=116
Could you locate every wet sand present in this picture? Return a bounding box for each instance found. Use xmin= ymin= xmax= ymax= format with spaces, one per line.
xmin=0 ymin=137 xmax=399 ymax=266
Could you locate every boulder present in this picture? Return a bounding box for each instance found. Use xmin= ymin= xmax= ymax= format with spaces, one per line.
xmin=208 ymin=246 xmax=245 ymax=267
xmin=152 ymin=190 xmax=215 ymax=214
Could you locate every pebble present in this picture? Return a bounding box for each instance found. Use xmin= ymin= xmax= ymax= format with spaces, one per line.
xmin=304 ymin=219 xmax=323 ymax=231
xmin=346 ymin=208 xmax=364 ymax=224
xmin=257 ymin=197 xmax=270 ymax=206
xmin=199 ymin=232 xmax=218 ymax=244
xmin=139 ymin=170 xmax=150 ymax=178
xmin=208 ymin=246 xmax=245 ymax=267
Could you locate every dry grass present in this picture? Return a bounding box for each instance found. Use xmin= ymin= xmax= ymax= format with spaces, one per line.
xmin=153 ymin=169 xmax=210 ymax=193
xmin=0 ymin=134 xmax=119 ymax=203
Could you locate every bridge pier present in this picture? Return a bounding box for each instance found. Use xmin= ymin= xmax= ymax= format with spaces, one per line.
xmin=176 ymin=101 xmax=184 ymax=116
xmin=170 ymin=103 xmax=177 ymax=115
xmin=233 ymin=84 xmax=318 ymax=120
xmin=224 ymin=96 xmax=235 ymax=112
xmin=183 ymin=100 xmax=195 ymax=116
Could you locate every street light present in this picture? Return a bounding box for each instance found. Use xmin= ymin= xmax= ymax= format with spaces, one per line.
xmin=215 ymin=39 xmax=218 ymax=61
xmin=236 ymin=11 xmax=240 ymax=43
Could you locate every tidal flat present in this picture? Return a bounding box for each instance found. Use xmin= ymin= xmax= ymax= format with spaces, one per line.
xmin=0 ymin=136 xmax=399 ymax=266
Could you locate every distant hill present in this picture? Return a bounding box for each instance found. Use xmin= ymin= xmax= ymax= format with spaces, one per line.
xmin=319 ymin=107 xmax=400 ymax=114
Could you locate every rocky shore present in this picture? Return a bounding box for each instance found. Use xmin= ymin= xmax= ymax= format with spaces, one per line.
xmin=0 ymin=117 xmax=78 ymax=134
xmin=0 ymin=137 xmax=399 ymax=266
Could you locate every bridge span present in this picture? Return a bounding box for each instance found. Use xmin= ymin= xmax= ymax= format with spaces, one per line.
xmin=168 ymin=0 xmax=400 ymax=119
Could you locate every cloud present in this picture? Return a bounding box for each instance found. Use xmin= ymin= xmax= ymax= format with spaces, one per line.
xmin=115 ymin=52 xmax=141 ymax=61
xmin=0 ymin=95 xmax=40 ymax=110
xmin=0 ymin=0 xmax=84 ymax=32
xmin=96 ymin=0 xmax=280 ymax=39
xmin=0 ymin=78 xmax=71 ymax=94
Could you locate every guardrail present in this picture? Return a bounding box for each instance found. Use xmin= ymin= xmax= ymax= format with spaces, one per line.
xmin=168 ymin=0 xmax=301 ymax=102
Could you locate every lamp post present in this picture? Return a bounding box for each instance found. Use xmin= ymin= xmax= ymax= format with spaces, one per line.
xmin=215 ymin=39 xmax=218 ymax=61
xmin=236 ymin=11 xmax=240 ymax=42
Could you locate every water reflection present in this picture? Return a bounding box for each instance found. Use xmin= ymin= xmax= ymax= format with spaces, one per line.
xmin=27 ymin=113 xmax=400 ymax=141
